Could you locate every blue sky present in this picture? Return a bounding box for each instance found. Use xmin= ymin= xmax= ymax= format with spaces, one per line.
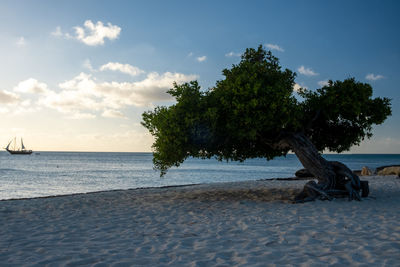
xmin=0 ymin=0 xmax=399 ymax=152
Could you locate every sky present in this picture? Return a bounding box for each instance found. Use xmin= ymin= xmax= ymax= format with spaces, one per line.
xmin=0 ymin=0 xmax=399 ymax=153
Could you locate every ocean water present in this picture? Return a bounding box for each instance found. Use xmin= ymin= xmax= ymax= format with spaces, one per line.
xmin=0 ymin=151 xmax=399 ymax=200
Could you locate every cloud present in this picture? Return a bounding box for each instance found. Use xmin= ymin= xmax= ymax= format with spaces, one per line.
xmin=16 ymin=37 xmax=26 ymax=47
xmin=0 ymin=85 xmax=39 ymax=115
xmin=225 ymin=52 xmax=241 ymax=57
xmin=99 ymin=62 xmax=145 ymax=76
xmin=83 ymin=59 xmax=95 ymax=71
xmin=73 ymin=20 xmax=121 ymax=46
xmin=51 ymin=26 xmax=63 ymax=37
xmin=317 ymin=80 xmax=330 ymax=87
xmin=298 ymin=65 xmax=318 ymax=76
xmin=14 ymin=78 xmax=50 ymax=94
xmin=293 ymin=83 xmax=301 ymax=92
xmin=38 ymin=71 xmax=198 ymax=119
xmin=0 ymin=107 xmax=9 ymax=114
xmin=293 ymin=83 xmax=302 ymax=92
xmin=102 ymin=109 xmax=126 ymax=118
xmin=67 ymin=112 xmax=97 ymax=120
xmin=59 ymin=72 xmax=97 ymax=92
xmin=52 ymin=26 xmax=74 ymax=40
xmin=37 ymin=73 xmax=101 ymax=117
xmin=196 ymin=56 xmax=207 ymax=62
xmin=129 ymin=72 xmax=198 ymax=105
xmin=293 ymin=83 xmax=308 ymax=92
xmin=0 ymin=90 xmax=20 ymax=104
xmin=365 ymin=73 xmax=384 ymax=81
xmin=188 ymin=53 xmax=207 ymax=62
xmin=265 ymin=43 xmax=284 ymax=52
xmin=39 ymin=89 xmax=100 ymax=114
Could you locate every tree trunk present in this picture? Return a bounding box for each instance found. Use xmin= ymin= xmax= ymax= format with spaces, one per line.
xmin=282 ymin=132 xmax=368 ymax=202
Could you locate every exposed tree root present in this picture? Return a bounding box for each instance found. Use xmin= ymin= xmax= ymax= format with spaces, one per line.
xmin=294 ymin=161 xmax=369 ymax=203
xmin=281 ymin=132 xmax=370 ymax=203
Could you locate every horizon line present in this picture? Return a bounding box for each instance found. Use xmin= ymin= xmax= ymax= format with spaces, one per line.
xmin=1 ymin=150 xmax=399 ymax=155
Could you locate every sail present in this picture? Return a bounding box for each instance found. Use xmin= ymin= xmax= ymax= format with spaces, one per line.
xmin=5 ymin=140 xmax=12 ymax=150
xmin=21 ymin=138 xmax=26 ymax=150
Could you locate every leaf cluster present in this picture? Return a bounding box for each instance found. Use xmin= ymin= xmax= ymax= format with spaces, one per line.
xmin=298 ymin=79 xmax=391 ymax=152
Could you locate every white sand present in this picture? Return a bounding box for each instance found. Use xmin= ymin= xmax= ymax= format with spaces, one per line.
xmin=1 ymin=176 xmax=399 ymax=266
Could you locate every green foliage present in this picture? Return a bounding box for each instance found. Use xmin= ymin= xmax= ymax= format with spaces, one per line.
xmin=298 ymin=79 xmax=392 ymax=152
xmin=142 ymin=81 xmax=208 ymax=175
xmin=208 ymin=46 xmax=300 ymax=160
xmin=142 ymin=45 xmax=392 ymax=175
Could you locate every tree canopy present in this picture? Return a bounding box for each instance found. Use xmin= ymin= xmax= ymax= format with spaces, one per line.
xmin=142 ymin=45 xmax=391 ymax=176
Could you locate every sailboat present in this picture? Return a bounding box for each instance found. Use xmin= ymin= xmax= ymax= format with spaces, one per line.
xmin=5 ymin=137 xmax=33 ymax=155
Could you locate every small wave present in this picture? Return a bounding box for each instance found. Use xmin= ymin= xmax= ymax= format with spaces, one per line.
xmin=0 ymin=168 xmax=19 ymax=172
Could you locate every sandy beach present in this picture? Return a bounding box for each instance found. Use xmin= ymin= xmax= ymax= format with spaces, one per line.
xmin=1 ymin=176 xmax=399 ymax=266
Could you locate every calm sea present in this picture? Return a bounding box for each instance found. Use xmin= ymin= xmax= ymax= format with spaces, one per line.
xmin=0 ymin=151 xmax=399 ymax=200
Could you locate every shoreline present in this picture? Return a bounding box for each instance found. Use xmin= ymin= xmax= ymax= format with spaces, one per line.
xmin=0 ymin=183 xmax=204 ymax=202
xmin=0 ymin=176 xmax=308 ymax=202
xmin=0 ymin=174 xmax=388 ymax=202
xmin=1 ymin=175 xmax=399 ymax=266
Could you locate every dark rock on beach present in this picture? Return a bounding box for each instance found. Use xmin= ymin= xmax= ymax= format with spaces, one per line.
xmin=361 ymin=166 xmax=373 ymax=176
xmin=377 ymin=166 xmax=400 ymax=177
xmin=295 ymin=169 xmax=314 ymax=178
xmin=295 ymin=168 xmax=364 ymax=177
xmin=376 ymin=165 xmax=400 ymax=173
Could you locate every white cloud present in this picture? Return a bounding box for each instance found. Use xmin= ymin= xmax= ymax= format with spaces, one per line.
xmin=265 ymin=43 xmax=284 ymax=52
xmin=102 ymin=109 xmax=126 ymax=118
xmin=16 ymin=37 xmax=26 ymax=47
xmin=51 ymin=26 xmax=63 ymax=37
xmin=99 ymin=62 xmax=145 ymax=76
xmin=293 ymin=83 xmax=302 ymax=92
xmin=67 ymin=112 xmax=96 ymax=120
xmin=38 ymin=71 xmax=198 ymax=119
xmin=9 ymin=66 xmax=197 ymax=120
xmin=0 ymin=107 xmax=9 ymax=114
xmin=196 ymin=56 xmax=207 ymax=62
xmin=59 ymin=72 xmax=97 ymax=92
xmin=293 ymin=83 xmax=308 ymax=93
xmin=37 ymin=73 xmax=101 ymax=117
xmin=21 ymin=99 xmax=31 ymax=107
xmin=365 ymin=73 xmax=384 ymax=81
xmin=83 ymin=59 xmax=95 ymax=71
xmin=298 ymin=65 xmax=318 ymax=76
xmin=73 ymin=20 xmax=121 ymax=46
xmin=65 ymin=33 xmax=73 ymax=39
xmin=39 ymin=89 xmax=99 ymax=114
xmin=293 ymin=83 xmax=301 ymax=92
xmin=0 ymin=84 xmax=41 ymax=115
xmin=38 ymin=88 xmax=105 ymax=120
xmin=14 ymin=78 xmax=50 ymax=94
xmin=187 ymin=52 xmax=194 ymax=57
xmin=0 ymin=90 xmax=20 ymax=104
xmin=317 ymin=80 xmax=330 ymax=87
xmin=225 ymin=52 xmax=241 ymax=57
xmin=129 ymin=72 xmax=198 ymax=105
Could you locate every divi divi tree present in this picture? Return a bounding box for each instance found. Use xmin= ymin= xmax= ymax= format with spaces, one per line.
xmin=142 ymin=46 xmax=391 ymax=202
